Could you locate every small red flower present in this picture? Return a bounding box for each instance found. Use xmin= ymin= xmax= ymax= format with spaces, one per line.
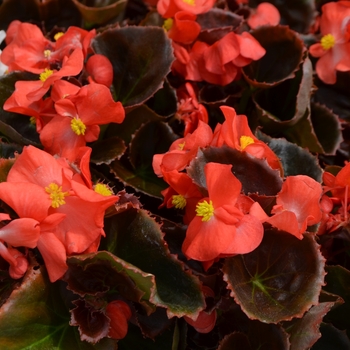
xmin=106 ymin=300 xmax=132 ymax=340
xmin=247 ymin=2 xmax=280 ymax=29
xmin=157 ymin=0 xmax=215 ymax=18
xmin=309 ymin=1 xmax=350 ymax=84
xmin=167 ymin=11 xmax=201 ymax=44
xmin=182 ymin=162 xmax=264 ymax=261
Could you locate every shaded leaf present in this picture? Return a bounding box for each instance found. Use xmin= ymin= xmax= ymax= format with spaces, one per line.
xmin=312 ymin=323 xmax=350 ymax=350
xmin=92 ymin=26 xmax=174 ymax=107
xmin=243 ymin=25 xmax=305 ymax=87
xmin=0 ymin=258 xmax=117 ymax=349
xmin=90 ymin=136 xmax=126 ymax=165
xmin=322 ymin=265 xmax=350 ymax=337
xmin=310 ymin=103 xmax=343 ymax=155
xmin=66 ymin=251 xmax=155 ymax=312
xmin=223 ymin=229 xmax=326 ymax=323
xmin=71 ymin=0 xmax=127 ymax=25
xmin=187 ymin=146 xmax=283 ymax=196
xmin=106 ymin=104 xmax=167 ymax=145
xmin=103 ymin=208 xmax=205 ymax=318
xmin=109 ymin=158 xmax=167 ymax=198
xmin=260 ymin=135 xmax=323 ymax=181
xmin=218 ymin=332 xmax=252 ymax=350
xmin=254 ymin=56 xmax=313 ymax=132
xmin=0 ymin=0 xmax=82 ymax=31
xmin=283 ymin=302 xmax=336 ymax=350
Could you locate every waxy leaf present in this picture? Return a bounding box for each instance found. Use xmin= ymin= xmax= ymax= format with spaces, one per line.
xmin=310 ymin=103 xmax=343 ymax=155
xmin=261 ymin=135 xmax=323 ymax=181
xmin=322 ymin=265 xmax=350 ymax=337
xmin=0 ymin=259 xmax=117 ymax=349
xmin=0 ymin=0 xmax=81 ymax=31
xmin=312 ymin=323 xmax=350 ymax=350
xmin=0 ymin=72 xmax=41 ymax=147
xmin=223 ymin=228 xmax=326 ymax=323
xmin=243 ymin=25 xmax=305 ymax=87
xmin=188 ymin=146 xmax=283 ymax=196
xmin=103 ymin=208 xmax=205 ymax=318
xmin=254 ymin=56 xmax=313 ymax=132
xmin=66 ymin=251 xmax=155 ymax=309
xmin=90 ymin=136 xmax=126 ymax=165
xmin=283 ymin=302 xmax=336 ymax=350
xmin=92 ymin=26 xmax=174 ymax=107
xmin=71 ymin=0 xmax=127 ymax=25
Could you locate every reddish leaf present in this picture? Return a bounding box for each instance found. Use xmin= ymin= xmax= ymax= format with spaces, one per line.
xmin=223 ymin=228 xmax=326 ymax=323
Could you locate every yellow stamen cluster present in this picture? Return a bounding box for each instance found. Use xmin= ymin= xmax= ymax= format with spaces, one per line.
xmin=240 ymin=135 xmax=254 ymax=150
xmin=94 ymin=183 xmax=113 ymax=196
xmin=172 ymin=194 xmax=187 ymax=209
xmin=196 ymin=200 xmax=214 ymax=222
xmin=163 ymin=18 xmax=174 ymax=32
xmin=29 ymin=117 xmax=36 ymax=125
xmin=71 ymin=117 xmax=86 ymax=136
xmin=320 ymin=34 xmax=335 ymax=50
xmin=178 ymin=141 xmax=186 ymax=150
xmin=183 ymin=0 xmax=195 ymax=5
xmin=39 ymin=68 xmax=53 ymax=82
xmin=45 ymin=183 xmax=69 ymax=208
xmin=54 ymin=32 xmax=64 ymax=41
xmin=44 ymin=49 xmax=51 ymax=58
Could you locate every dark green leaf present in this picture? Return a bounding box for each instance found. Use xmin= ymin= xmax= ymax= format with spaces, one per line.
xmin=311 ymin=323 xmax=350 ymax=350
xmin=104 ymin=208 xmax=205 ymax=318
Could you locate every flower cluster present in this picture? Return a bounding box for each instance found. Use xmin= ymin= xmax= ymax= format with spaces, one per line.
xmin=154 ymin=105 xmax=324 ymax=267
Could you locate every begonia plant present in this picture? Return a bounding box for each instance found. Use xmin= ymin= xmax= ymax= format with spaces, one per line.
xmin=0 ymin=0 xmax=349 ymax=349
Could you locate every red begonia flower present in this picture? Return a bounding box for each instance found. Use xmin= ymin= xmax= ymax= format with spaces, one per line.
xmin=309 ymin=1 xmax=350 ymax=84
xmin=40 ymin=82 xmax=125 ymax=161
xmin=106 ymin=300 xmax=132 ymax=340
xmin=176 ymin=82 xmax=208 ymax=135
xmin=1 ymin=20 xmax=55 ymax=73
xmin=161 ymin=169 xmax=203 ymax=224
xmin=266 ymin=175 xmax=323 ymax=239
xmin=0 ymin=146 xmax=118 ymax=281
xmin=247 ymin=2 xmax=280 ymax=29
xmin=182 ymin=162 xmax=264 ymax=261
xmin=184 ymin=286 xmax=216 ymax=333
xmin=153 ymin=120 xmax=213 ymax=176
xmin=157 ymin=0 xmax=215 ymax=18
xmin=172 ymin=41 xmax=204 ymax=81
xmin=0 ymin=243 xmax=29 ymax=279
xmin=214 ymin=106 xmax=282 ymax=172
xmin=167 ymin=11 xmax=201 ymax=44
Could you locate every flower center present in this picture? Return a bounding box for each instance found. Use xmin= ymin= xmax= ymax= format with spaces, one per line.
xmin=45 ymin=183 xmax=69 ymax=208
xmin=183 ymin=0 xmax=195 ymax=5
xmin=240 ymin=135 xmax=254 ymax=150
xmin=29 ymin=116 xmax=36 ymax=125
xmin=196 ymin=200 xmax=214 ymax=221
xmin=39 ymin=68 xmax=53 ymax=82
xmin=71 ymin=117 xmax=86 ymax=136
xmin=94 ymin=183 xmax=113 ymax=196
xmin=320 ymin=34 xmax=335 ymax=50
xmin=172 ymin=194 xmax=187 ymax=209
xmin=163 ymin=18 xmax=173 ymax=31
xmin=44 ymin=49 xmax=51 ymax=58
xmin=54 ymin=32 xmax=64 ymax=41
xmin=178 ymin=141 xmax=186 ymax=150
